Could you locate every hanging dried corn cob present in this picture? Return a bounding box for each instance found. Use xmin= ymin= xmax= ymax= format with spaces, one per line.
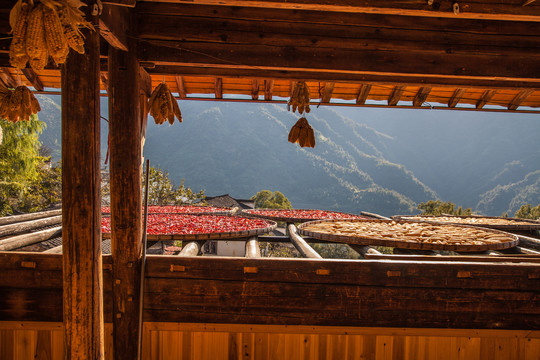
xmin=288 ymin=81 xmax=311 ymax=115
xmin=0 ymin=85 xmax=41 ymax=123
xmin=8 ymin=0 xmax=94 ymax=70
xmin=148 ymin=83 xmax=183 ymax=125
xmin=288 ymin=117 xmax=315 ymax=148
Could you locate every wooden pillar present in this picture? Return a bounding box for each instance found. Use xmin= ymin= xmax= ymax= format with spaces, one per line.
xmin=109 ymin=35 xmax=143 ymax=359
xmin=61 ymin=5 xmax=104 ymax=359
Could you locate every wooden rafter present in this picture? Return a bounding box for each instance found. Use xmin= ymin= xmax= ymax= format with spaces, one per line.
xmin=175 ymin=76 xmax=186 ymax=99
xmin=131 ymin=0 xmax=540 ymax=22
xmin=388 ymin=85 xmax=406 ymax=106
xmin=476 ymin=89 xmax=497 ymax=109
xmin=99 ymin=5 xmax=129 ymax=51
xmin=413 ymin=86 xmax=431 ymax=107
xmin=251 ymin=79 xmax=259 ymax=100
xmin=264 ymin=79 xmax=274 ymax=100
xmin=321 ymin=82 xmax=335 ymax=103
xmin=21 ymin=68 xmax=44 ymax=91
xmin=508 ymin=89 xmax=534 ymax=110
xmin=215 ymin=77 xmax=223 ymax=99
xmin=448 ymin=88 xmax=467 ymax=108
xmin=356 ymin=84 xmax=372 ymax=105
xmin=0 ymin=68 xmax=20 ymax=88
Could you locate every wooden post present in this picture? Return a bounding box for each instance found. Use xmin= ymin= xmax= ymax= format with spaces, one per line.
xmin=61 ymin=5 xmax=104 ymax=358
xmin=109 ymin=32 xmax=143 ymax=359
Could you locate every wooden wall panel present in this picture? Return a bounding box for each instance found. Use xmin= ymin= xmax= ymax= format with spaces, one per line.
xmin=1 ymin=322 xmax=539 ymax=360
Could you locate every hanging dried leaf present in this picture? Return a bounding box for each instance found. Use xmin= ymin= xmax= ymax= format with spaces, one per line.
xmin=0 ymin=85 xmax=41 ymax=123
xmin=288 ymin=116 xmax=315 ymax=148
xmin=288 ymin=81 xmax=311 ymax=115
xmin=148 ymin=82 xmax=183 ymax=125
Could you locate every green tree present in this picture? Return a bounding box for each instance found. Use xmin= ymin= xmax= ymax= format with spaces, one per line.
xmin=251 ymin=190 xmax=292 ymax=209
xmin=146 ymin=166 xmax=205 ymax=205
xmin=0 ymin=117 xmax=49 ymax=215
xmin=514 ymin=204 xmax=540 ymax=220
xmin=417 ymin=200 xmax=472 ymax=216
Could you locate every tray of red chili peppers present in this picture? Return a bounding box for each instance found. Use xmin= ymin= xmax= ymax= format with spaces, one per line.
xmin=241 ymin=208 xmax=367 ymax=223
xmin=101 ymin=214 xmax=276 ymax=241
xmin=101 ymin=205 xmax=232 ymax=216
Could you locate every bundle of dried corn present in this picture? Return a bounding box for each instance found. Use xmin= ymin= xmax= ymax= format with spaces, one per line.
xmin=0 ymin=86 xmax=41 ymax=123
xmin=288 ymin=81 xmax=311 ymax=114
xmin=9 ymin=0 xmax=94 ymax=70
xmin=288 ymin=117 xmax=315 ymax=148
xmin=148 ymin=83 xmax=183 ymax=125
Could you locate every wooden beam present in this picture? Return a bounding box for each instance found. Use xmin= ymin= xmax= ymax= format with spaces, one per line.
xmin=320 ymin=82 xmax=335 ymax=103
xmin=264 ymin=79 xmax=274 ymax=101
xmin=99 ymin=4 xmax=129 ymax=51
xmin=133 ymin=0 xmax=540 ymax=22
xmin=61 ymin=12 xmax=104 ymax=358
xmin=0 ymin=213 xmax=60 ymax=239
xmin=175 ymin=76 xmax=186 ymax=99
xmin=476 ymin=89 xmax=496 ymax=109
xmin=349 ymin=244 xmax=382 ymax=257
xmin=139 ymin=67 xmax=152 ymax=98
xmin=245 ymin=237 xmax=261 ymax=258
xmin=100 ymin=73 xmax=109 ymax=92
xmin=0 ymin=209 xmax=62 ymax=227
xmin=360 ymin=211 xmax=390 ymax=220
xmin=102 ymin=0 xmax=136 ymax=7
xmin=288 ymin=224 xmax=322 ymax=259
xmin=178 ymin=241 xmax=205 ymax=256
xmin=448 ymin=88 xmax=467 ymax=108
xmin=413 ymin=86 xmax=431 ymax=107
xmin=356 ymin=84 xmax=372 ymax=105
xmin=251 ymin=79 xmax=259 ymax=100
xmin=508 ymin=89 xmax=534 ymax=110
xmin=388 ymin=85 xmax=405 ymax=106
xmin=0 ymin=226 xmax=62 ymax=251
xmin=0 ymin=68 xmax=20 ymax=88
xmin=214 ymin=77 xmax=223 ymax=99
xmin=21 ymin=68 xmax=44 ymax=91
xmin=109 ymin=31 xmax=143 ymax=360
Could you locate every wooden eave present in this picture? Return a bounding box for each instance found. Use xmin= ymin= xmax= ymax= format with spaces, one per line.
xmin=1 ymin=1 xmax=540 ymax=112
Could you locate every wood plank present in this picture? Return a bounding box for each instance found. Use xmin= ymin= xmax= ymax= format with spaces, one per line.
xmin=321 ymin=82 xmax=335 ymax=103
xmin=35 ymin=330 xmax=52 ymax=360
xmin=139 ymin=67 xmax=152 ymax=98
xmin=22 ymin=68 xmax=44 ymax=91
xmin=413 ymin=86 xmax=431 ymax=107
xmin=251 ymin=79 xmax=259 ymax=100
xmin=0 ymin=209 xmax=62 ymax=227
xmin=508 ymin=89 xmax=534 ymax=110
xmin=245 ymin=237 xmax=261 ymax=258
xmin=99 ymin=4 xmax=129 ymax=51
xmin=0 ymin=226 xmax=62 ymax=251
xmin=215 ymin=77 xmax=223 ymax=99
xmin=288 ymin=224 xmax=322 ymax=259
xmin=264 ymin=79 xmax=274 ymax=100
xmin=476 ymin=89 xmax=497 ymax=109
xmin=175 ymin=76 xmax=186 ymax=98
xmin=109 ymin=30 xmax=143 ymax=360
xmin=356 ymin=84 xmax=372 ymax=105
xmin=388 ymin=85 xmax=406 ymax=106
xmin=61 ymin=14 xmax=104 ymax=359
xmin=448 ymin=88 xmax=467 ymax=107
xmin=131 ymin=0 xmax=540 ymax=22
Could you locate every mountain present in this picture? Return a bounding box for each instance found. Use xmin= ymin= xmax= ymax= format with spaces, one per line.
xmin=33 ymin=96 xmax=540 ymax=217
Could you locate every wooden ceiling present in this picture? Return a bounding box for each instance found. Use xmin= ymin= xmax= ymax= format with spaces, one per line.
xmin=1 ymin=0 xmax=540 ymax=112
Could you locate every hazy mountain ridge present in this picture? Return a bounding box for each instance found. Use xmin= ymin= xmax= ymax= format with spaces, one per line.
xmin=34 ymin=96 xmax=540 ymax=216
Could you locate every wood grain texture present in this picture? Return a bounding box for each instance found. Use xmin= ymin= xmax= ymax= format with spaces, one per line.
xmin=109 ymin=30 xmax=144 ymax=360
xmin=61 ymin=12 xmax=104 ymax=359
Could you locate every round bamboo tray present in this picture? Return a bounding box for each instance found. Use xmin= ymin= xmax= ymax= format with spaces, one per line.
xmin=297 ymin=219 xmax=519 ymax=252
xmin=101 ymin=205 xmax=233 ymax=216
xmin=392 ymin=214 xmax=540 ymax=231
xmin=242 ymin=208 xmax=366 ymax=223
xmin=102 ymin=214 xmax=276 ymax=241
